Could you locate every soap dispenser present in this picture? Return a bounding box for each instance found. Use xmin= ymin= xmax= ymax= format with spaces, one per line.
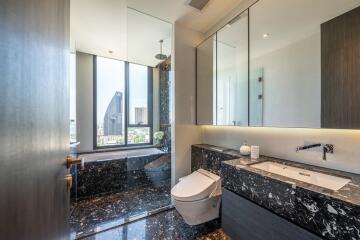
xmin=240 ymin=141 xmax=251 ymax=156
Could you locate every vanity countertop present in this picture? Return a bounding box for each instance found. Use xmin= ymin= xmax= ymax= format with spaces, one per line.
xmin=192 ymin=144 xmax=360 ymax=239
xmin=223 ymin=157 xmax=360 ymax=206
xmin=193 ymin=144 xmax=360 ymax=205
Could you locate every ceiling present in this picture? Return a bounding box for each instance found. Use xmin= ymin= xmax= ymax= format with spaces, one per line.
xmin=70 ymin=0 xmax=245 ymax=66
xmin=127 ymin=0 xmax=244 ymax=33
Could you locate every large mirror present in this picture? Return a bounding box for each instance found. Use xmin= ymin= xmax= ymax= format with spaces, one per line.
xmin=196 ymin=35 xmax=216 ymax=125
xmin=196 ymin=0 xmax=360 ymax=129
xmin=217 ymin=10 xmax=248 ymax=126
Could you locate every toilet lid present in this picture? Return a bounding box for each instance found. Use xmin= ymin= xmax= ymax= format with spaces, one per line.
xmin=171 ymin=169 xmax=219 ymax=202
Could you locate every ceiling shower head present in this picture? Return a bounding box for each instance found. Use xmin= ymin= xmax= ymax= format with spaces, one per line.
xmin=155 ymin=39 xmax=167 ymax=60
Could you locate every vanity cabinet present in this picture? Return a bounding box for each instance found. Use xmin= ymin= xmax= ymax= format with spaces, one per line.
xmin=222 ymin=188 xmax=322 ymax=240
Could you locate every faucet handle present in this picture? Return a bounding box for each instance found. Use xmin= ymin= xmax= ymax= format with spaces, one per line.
xmin=322 ymin=144 xmax=334 ymax=160
xmin=323 ymin=144 xmax=334 ymax=153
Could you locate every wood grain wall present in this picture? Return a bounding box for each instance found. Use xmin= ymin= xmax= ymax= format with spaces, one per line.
xmin=0 ymin=0 xmax=70 ymax=239
xmin=321 ymin=6 xmax=360 ymax=129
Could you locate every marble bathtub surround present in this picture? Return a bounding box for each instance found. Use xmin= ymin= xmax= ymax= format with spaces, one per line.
xmin=159 ymin=59 xmax=172 ymax=151
xmin=82 ymin=209 xmax=224 ymax=240
xmin=71 ymin=149 xmax=171 ymax=200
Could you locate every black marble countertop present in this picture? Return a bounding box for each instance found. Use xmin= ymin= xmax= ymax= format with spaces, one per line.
xmin=194 ymin=144 xmax=360 ymax=206
xmin=193 ymin=144 xmax=360 ymax=239
xmin=225 ymin=157 xmax=360 ymax=206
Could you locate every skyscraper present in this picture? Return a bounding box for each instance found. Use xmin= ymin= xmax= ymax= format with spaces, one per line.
xmin=104 ymin=92 xmax=123 ymax=135
xmin=135 ymin=107 xmax=147 ymax=125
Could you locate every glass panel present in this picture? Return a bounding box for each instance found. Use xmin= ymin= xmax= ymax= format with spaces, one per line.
xmin=96 ymin=57 xmax=125 ymax=147
xmin=129 ymin=63 xmax=148 ymax=125
xmin=127 ymin=7 xmax=172 ymax=67
xmin=127 ymin=127 xmax=150 ymax=144
xmin=69 ymin=52 xmax=76 ymax=143
xmin=217 ymin=10 xmax=249 ymax=126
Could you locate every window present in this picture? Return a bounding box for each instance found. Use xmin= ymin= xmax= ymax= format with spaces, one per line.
xmin=94 ymin=56 xmax=153 ymax=148
xmin=70 ymin=52 xmax=76 ymax=143
xmin=128 ymin=63 xmax=152 ymax=144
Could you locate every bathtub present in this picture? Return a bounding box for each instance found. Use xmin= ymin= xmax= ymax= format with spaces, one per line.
xmin=71 ymin=148 xmax=171 ymax=200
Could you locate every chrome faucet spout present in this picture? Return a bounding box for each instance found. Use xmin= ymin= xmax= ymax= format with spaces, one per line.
xmin=295 ymin=143 xmax=334 ymax=161
xmin=296 ymin=143 xmax=321 ymax=152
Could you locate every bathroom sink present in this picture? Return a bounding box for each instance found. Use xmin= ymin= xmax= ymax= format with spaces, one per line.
xmin=250 ymin=161 xmax=351 ymax=191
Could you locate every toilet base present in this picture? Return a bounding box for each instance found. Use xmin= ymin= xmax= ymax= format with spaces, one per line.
xmin=173 ymin=194 xmax=221 ymax=226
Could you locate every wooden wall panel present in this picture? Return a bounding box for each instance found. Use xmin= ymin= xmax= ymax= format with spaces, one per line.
xmin=321 ymin=6 xmax=360 ymax=129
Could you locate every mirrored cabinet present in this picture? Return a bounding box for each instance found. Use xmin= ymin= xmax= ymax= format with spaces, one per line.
xmin=196 ymin=0 xmax=360 ymax=129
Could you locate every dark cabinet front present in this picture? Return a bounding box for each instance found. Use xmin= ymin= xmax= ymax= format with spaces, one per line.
xmin=222 ymin=188 xmax=322 ymax=240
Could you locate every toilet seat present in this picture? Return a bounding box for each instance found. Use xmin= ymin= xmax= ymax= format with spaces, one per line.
xmin=171 ymin=169 xmax=220 ymax=202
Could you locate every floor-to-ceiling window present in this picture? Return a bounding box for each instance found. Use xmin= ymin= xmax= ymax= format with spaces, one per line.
xmin=94 ymin=56 xmax=153 ymax=148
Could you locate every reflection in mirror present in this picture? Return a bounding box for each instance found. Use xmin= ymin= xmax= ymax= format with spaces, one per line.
xmin=196 ymin=0 xmax=360 ymax=129
xmin=249 ymin=0 xmax=360 ymax=128
xmin=217 ymin=10 xmax=249 ymax=126
xmin=196 ymin=35 xmax=216 ymax=125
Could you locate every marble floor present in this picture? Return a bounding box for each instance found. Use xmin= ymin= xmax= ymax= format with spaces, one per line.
xmin=81 ymin=209 xmax=229 ymax=240
xmin=70 ymin=183 xmax=172 ymax=239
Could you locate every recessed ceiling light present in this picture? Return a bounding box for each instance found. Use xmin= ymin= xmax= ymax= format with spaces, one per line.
xmin=263 ymin=33 xmax=270 ymax=39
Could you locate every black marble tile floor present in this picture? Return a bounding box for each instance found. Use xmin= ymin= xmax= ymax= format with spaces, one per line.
xmin=70 ymin=183 xmax=172 ymax=239
xmin=81 ymin=209 xmax=227 ymax=240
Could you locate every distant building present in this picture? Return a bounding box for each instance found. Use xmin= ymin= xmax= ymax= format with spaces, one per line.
xmin=104 ymin=92 xmax=123 ymax=135
xmin=135 ymin=107 xmax=147 ymax=124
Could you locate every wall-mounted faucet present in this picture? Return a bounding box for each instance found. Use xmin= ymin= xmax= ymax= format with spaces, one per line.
xmin=296 ymin=143 xmax=334 ymax=160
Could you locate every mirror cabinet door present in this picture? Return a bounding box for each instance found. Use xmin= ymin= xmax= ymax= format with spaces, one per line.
xmin=196 ymin=35 xmax=216 ymax=125
xmin=196 ymin=0 xmax=360 ymax=129
xmin=217 ymin=10 xmax=249 ymax=126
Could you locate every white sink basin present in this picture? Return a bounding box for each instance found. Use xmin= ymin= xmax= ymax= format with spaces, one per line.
xmin=250 ymin=161 xmax=351 ymax=191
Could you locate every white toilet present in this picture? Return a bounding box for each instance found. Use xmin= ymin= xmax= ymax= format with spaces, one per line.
xmin=171 ymin=169 xmax=222 ymax=225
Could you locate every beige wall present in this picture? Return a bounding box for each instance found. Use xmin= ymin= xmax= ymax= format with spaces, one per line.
xmin=76 ymin=52 xmax=93 ymax=152
xmin=172 ymin=23 xmax=204 ymax=185
xmin=202 ymin=126 xmax=360 ymax=174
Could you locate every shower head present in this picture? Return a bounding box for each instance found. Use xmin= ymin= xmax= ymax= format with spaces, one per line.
xmin=155 ymin=40 xmax=167 ymax=60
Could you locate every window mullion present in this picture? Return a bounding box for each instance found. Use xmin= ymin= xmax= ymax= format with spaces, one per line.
xmin=125 ymin=62 xmax=129 ymax=146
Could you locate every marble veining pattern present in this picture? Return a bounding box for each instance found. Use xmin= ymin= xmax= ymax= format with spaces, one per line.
xmin=71 ymin=151 xmax=170 ymax=200
xmin=191 ymin=145 xmax=238 ymax=175
xmin=82 ymin=209 xmax=224 ymax=240
xmin=192 ymin=144 xmax=360 ymax=240
xmin=70 ymin=183 xmax=172 ymax=239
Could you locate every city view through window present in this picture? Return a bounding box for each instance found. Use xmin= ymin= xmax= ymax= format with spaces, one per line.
xmin=96 ymin=57 xmax=151 ymax=147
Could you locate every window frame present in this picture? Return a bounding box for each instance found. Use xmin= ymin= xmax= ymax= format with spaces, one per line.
xmin=93 ymin=55 xmax=153 ymax=149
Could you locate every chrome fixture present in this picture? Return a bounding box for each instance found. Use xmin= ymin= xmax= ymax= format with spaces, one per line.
xmin=296 ymin=143 xmax=334 ymax=160
xmin=296 ymin=143 xmax=321 ymax=152
xmin=323 ymin=144 xmax=334 ymax=161
xmin=155 ymin=40 xmax=167 ymax=60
